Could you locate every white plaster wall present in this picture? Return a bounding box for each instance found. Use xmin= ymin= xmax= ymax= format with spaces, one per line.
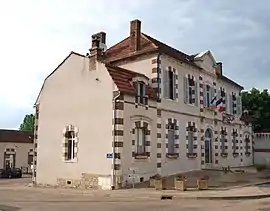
xmin=121 ymin=95 xmax=157 ymax=183
xmin=118 ymin=54 xmax=158 ymax=78
xmin=36 ymin=53 xmax=114 ymax=186
xmin=254 ymin=134 xmax=270 ymax=166
xmin=0 ymin=142 xmax=33 ymax=169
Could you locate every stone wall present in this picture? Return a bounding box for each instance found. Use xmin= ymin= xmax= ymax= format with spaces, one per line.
xmin=36 ymin=173 xmax=101 ymax=189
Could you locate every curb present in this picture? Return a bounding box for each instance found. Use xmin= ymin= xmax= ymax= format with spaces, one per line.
xmin=171 ymin=193 xmax=270 ymax=201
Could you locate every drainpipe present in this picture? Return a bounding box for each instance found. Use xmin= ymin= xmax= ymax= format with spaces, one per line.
xmin=112 ymin=91 xmax=120 ymax=190
xmin=157 ymin=53 xmax=161 ymax=101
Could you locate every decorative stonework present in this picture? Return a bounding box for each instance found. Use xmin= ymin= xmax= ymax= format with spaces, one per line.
xmin=165 ymin=118 xmax=180 ymax=158
xmin=33 ymin=104 xmax=39 ymax=183
xmin=156 ymin=112 xmax=162 ymax=174
xmin=232 ymin=129 xmax=239 ymax=157
xmin=151 ymin=58 xmax=161 ymax=99
xmin=112 ymin=97 xmax=124 ymax=183
xmin=131 ymin=120 xmax=151 ymax=159
xmin=62 ymin=125 xmax=79 ymax=161
xmin=199 ymin=75 xmax=204 ymax=112
xmin=220 ymin=127 xmax=228 ymax=157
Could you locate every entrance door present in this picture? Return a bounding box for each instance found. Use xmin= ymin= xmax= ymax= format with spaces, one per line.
xmin=4 ymin=153 xmax=16 ymax=170
xmin=205 ymin=129 xmax=213 ymax=164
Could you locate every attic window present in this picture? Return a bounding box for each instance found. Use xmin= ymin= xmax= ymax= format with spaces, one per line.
xmin=134 ymin=81 xmax=147 ymax=105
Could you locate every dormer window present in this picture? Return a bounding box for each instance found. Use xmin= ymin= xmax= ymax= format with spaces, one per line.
xmin=134 ymin=81 xmax=147 ymax=105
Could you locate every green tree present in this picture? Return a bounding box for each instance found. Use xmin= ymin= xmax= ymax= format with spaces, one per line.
xmin=19 ymin=114 xmax=35 ymax=133
xmin=241 ymin=88 xmax=270 ymax=131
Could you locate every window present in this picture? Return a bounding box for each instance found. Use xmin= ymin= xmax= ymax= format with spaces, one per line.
xmin=164 ymin=67 xmax=176 ymax=100
xmin=184 ymin=76 xmax=197 ymax=105
xmin=220 ymin=128 xmax=227 ymax=155
xmin=168 ymin=123 xmax=176 ymax=154
xmin=232 ymin=131 xmax=237 ymax=154
xmin=64 ymin=129 xmax=77 ymax=161
xmin=204 ymin=84 xmax=213 ymax=108
xmin=245 ymin=135 xmax=251 ymax=155
xmin=135 ymin=127 xmax=146 ymax=155
xmin=187 ymin=125 xmax=194 ymax=154
xmin=135 ymin=81 xmax=147 ymax=105
xmin=28 ymin=151 xmax=34 ymax=165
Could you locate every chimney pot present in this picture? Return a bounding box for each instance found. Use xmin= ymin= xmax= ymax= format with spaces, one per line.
xmin=216 ymin=62 xmax=223 ymax=76
xmin=130 ymin=19 xmax=141 ymax=52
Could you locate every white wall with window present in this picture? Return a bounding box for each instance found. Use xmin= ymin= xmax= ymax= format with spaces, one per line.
xmin=62 ymin=125 xmax=78 ymax=162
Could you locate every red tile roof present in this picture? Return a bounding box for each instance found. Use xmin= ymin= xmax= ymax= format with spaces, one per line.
xmin=106 ymin=64 xmax=157 ymax=100
xmin=0 ymin=129 xmax=34 ymax=144
xmin=105 ymin=33 xmax=243 ymax=89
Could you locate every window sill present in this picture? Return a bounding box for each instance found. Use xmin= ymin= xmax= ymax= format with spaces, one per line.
xmin=245 ymin=152 xmax=251 ymax=157
xmin=64 ymin=158 xmax=78 ymax=163
xmin=221 ymin=152 xmax=228 ymax=158
xmin=203 ymin=107 xmax=215 ymax=112
xmin=233 ymin=152 xmax=239 ymax=157
xmin=134 ymin=154 xmax=148 ymax=159
xmin=166 ymin=153 xmax=179 ymax=159
xmin=187 ymin=153 xmax=197 ymax=158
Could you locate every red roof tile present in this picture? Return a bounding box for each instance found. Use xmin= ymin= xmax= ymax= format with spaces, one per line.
xmin=105 ymin=32 xmax=243 ymax=89
xmin=0 ymin=129 xmax=34 ymax=144
xmin=106 ymin=64 xmax=157 ymax=100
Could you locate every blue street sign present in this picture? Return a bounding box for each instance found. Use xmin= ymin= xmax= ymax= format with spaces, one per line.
xmin=106 ymin=153 xmax=113 ymax=158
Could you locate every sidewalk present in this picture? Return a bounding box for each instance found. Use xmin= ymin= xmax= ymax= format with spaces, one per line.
xmin=107 ymin=185 xmax=270 ymax=200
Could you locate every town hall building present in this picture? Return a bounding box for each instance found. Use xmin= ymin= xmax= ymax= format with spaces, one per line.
xmin=33 ymin=19 xmax=253 ymax=190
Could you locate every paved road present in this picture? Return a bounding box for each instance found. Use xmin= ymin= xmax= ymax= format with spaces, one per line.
xmin=2 ymin=198 xmax=270 ymax=211
xmin=0 ymin=178 xmax=269 ymax=210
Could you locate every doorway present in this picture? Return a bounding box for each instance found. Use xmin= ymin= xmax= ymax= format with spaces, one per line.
xmin=204 ymin=128 xmax=213 ymax=164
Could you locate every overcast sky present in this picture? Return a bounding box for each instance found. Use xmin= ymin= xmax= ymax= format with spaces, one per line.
xmin=0 ymin=0 xmax=269 ymax=129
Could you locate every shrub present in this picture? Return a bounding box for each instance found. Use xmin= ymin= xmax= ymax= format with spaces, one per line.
xmin=254 ymin=164 xmax=267 ymax=172
xmin=150 ymin=174 xmax=162 ymax=180
xmin=175 ymin=174 xmax=186 ymax=181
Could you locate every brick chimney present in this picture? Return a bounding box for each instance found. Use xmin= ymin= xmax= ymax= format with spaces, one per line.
xmin=89 ymin=32 xmax=106 ymax=70
xmin=130 ymin=19 xmax=141 ymax=52
xmin=216 ymin=62 xmax=223 ymax=76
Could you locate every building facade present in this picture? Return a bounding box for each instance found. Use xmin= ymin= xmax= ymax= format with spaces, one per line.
xmin=0 ymin=129 xmax=34 ymax=171
xmin=34 ymin=19 xmax=253 ymax=190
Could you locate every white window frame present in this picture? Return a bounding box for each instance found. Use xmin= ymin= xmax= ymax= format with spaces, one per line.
xmin=66 ymin=131 xmax=76 ymax=160
xmin=135 ymin=127 xmax=146 ymax=155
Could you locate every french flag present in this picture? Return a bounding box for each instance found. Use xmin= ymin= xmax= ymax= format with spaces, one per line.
xmin=211 ymin=96 xmax=225 ymax=113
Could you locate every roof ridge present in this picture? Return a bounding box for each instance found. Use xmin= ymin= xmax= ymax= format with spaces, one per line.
xmin=142 ymin=33 xmax=191 ymax=58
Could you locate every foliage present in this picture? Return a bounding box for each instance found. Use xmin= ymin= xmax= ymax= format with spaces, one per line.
xmin=241 ymin=88 xmax=270 ymax=131
xmin=254 ymin=164 xmax=267 ymax=172
xmin=175 ymin=174 xmax=187 ymax=181
xmin=150 ymin=174 xmax=162 ymax=180
xmin=19 ymin=114 xmax=35 ymax=133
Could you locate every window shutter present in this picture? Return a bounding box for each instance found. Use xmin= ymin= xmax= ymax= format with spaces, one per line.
xmin=210 ymin=86 xmax=215 ymax=102
xmin=194 ymin=82 xmax=198 ymax=106
xmin=229 ymin=94 xmax=233 ymax=115
xmin=236 ymin=96 xmax=242 ymax=117
xmin=163 ymin=70 xmax=168 ymax=99
xmin=183 ymin=76 xmax=188 ymax=104
xmin=173 ymin=72 xmax=176 ymax=100
xmin=188 ymin=131 xmax=193 ymax=154
xmin=203 ymin=84 xmax=207 ymax=107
